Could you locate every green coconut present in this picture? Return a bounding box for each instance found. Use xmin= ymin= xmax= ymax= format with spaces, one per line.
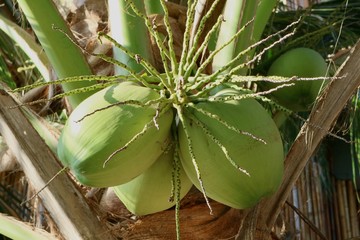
xmin=178 ymin=89 xmax=284 ymax=209
xmin=262 ymin=47 xmax=328 ymax=112
xmin=57 ymin=81 xmax=174 ymax=187
xmin=112 ymin=144 xmax=193 ymax=216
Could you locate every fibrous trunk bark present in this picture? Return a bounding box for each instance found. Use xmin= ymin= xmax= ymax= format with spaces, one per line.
xmin=0 ymin=89 xmax=115 ymax=240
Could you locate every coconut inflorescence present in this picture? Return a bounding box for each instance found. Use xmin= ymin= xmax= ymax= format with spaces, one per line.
xmin=58 ymin=79 xmax=284 ymax=213
xmin=56 ymin=1 xmax=285 ymax=217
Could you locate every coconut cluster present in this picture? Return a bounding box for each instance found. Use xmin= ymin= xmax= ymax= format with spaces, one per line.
xmin=56 ymin=0 xmax=287 ymax=216
xmin=57 ymin=78 xmax=284 ymax=215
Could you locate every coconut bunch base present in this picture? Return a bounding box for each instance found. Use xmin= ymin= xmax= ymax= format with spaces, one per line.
xmin=99 ymin=187 xmax=244 ymax=240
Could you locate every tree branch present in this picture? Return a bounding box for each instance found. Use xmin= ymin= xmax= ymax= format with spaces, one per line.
xmin=0 ymin=89 xmax=115 ymax=240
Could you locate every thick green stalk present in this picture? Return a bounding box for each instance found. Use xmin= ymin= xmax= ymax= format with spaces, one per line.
xmin=212 ymin=0 xmax=245 ymax=73
xmin=0 ymin=213 xmax=57 ymax=240
xmin=144 ymin=0 xmax=164 ymax=14
xmin=234 ymin=0 xmax=278 ymax=75
xmin=16 ymin=0 xmax=96 ymax=108
xmin=212 ymin=0 xmax=278 ymax=75
xmin=108 ymin=0 xmax=153 ymax=75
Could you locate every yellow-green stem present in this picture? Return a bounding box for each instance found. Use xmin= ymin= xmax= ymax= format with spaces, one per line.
xmin=16 ymin=0 xmax=96 ymax=108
